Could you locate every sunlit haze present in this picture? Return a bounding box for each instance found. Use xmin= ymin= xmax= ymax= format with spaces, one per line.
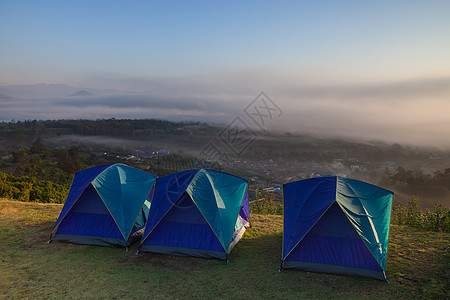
xmin=1 ymin=1 xmax=449 ymax=148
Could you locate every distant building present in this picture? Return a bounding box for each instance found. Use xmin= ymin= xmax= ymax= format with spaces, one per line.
xmin=91 ymin=152 xmax=107 ymax=155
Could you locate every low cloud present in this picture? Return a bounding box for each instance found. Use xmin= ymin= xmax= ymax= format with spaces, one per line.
xmin=1 ymin=75 xmax=450 ymax=148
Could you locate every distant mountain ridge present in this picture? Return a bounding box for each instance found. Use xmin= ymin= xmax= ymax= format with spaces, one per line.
xmin=0 ymin=83 xmax=127 ymax=99
xmin=69 ymin=90 xmax=94 ymax=97
xmin=0 ymin=93 xmax=15 ymax=100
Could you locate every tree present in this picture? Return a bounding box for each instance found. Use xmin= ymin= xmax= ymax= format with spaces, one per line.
xmin=13 ymin=149 xmax=30 ymax=165
xmin=56 ymin=147 xmax=83 ymax=174
xmin=56 ymin=148 xmax=74 ymax=173
xmin=30 ymin=136 xmax=45 ymax=154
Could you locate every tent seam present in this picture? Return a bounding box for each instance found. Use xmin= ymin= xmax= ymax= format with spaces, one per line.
xmin=126 ymin=179 xmax=156 ymax=240
xmin=116 ymin=166 xmax=127 ymax=239
xmin=51 ymin=174 xmax=84 ymax=235
xmin=243 ymin=183 xmax=250 ymax=223
xmin=140 ymin=190 xmax=178 ymax=245
xmin=339 ymin=180 xmax=387 ymax=269
xmin=282 ymin=200 xmax=336 ymax=261
xmin=187 ymin=189 xmax=228 ymax=253
xmin=334 ymin=200 xmax=386 ymax=275
xmin=202 ymin=169 xmax=227 ymax=245
xmin=284 ymin=179 xmax=334 ymax=258
xmin=141 ymin=170 xmax=197 ymax=245
xmin=225 ymin=183 xmax=248 ymax=253
xmin=91 ymin=183 xmax=128 ymax=242
xmin=384 ymin=192 xmax=394 ymax=270
xmin=52 ymin=164 xmax=112 ymax=236
xmin=342 ymin=182 xmax=380 ymax=244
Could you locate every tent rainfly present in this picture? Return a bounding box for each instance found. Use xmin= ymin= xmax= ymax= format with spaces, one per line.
xmin=281 ymin=176 xmax=393 ymax=281
xmin=49 ymin=164 xmax=156 ymax=248
xmin=138 ymin=169 xmax=250 ymax=260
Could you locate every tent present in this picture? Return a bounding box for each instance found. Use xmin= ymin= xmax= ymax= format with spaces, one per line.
xmin=138 ymin=169 xmax=250 ymax=260
xmin=49 ymin=164 xmax=157 ymax=248
xmin=281 ymin=176 xmax=393 ymax=281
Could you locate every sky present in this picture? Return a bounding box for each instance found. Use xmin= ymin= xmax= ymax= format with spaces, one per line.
xmin=1 ymin=1 xmax=450 ymax=147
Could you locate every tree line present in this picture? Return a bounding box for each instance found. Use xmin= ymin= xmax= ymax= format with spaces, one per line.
xmin=391 ymin=196 xmax=449 ymax=232
xmin=381 ymin=166 xmax=450 ymax=192
xmin=0 ymin=172 xmax=69 ymax=204
xmin=0 ymin=118 xmax=207 ymax=140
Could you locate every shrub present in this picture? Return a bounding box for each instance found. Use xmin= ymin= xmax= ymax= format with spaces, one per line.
xmin=391 ymin=196 xmax=449 ymax=233
xmin=0 ymin=171 xmax=69 ymax=204
xmin=250 ymin=193 xmax=283 ymax=215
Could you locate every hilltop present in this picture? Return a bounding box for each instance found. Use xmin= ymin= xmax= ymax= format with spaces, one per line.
xmin=0 ymin=199 xmax=448 ymax=298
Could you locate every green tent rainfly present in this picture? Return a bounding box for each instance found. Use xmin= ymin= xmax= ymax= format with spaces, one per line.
xmin=138 ymin=169 xmax=250 ymax=260
xmin=50 ymin=164 xmax=156 ymax=248
xmin=281 ymin=176 xmax=394 ymax=281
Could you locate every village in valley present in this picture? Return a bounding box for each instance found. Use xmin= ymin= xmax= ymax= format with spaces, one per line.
xmin=5 ymin=118 xmax=442 ymax=208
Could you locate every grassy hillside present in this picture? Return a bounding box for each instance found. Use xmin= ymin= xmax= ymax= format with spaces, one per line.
xmin=0 ymin=199 xmax=448 ymax=299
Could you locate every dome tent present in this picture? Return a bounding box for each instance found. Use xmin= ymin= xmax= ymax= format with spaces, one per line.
xmin=138 ymin=169 xmax=250 ymax=260
xmin=49 ymin=164 xmax=156 ymax=248
xmin=281 ymin=176 xmax=393 ymax=281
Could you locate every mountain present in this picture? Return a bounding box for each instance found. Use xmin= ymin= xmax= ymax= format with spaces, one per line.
xmin=0 ymin=93 xmax=15 ymax=100
xmin=0 ymin=84 xmax=127 ymax=99
xmin=69 ymin=90 xmax=94 ymax=97
xmin=0 ymin=83 xmax=77 ymax=98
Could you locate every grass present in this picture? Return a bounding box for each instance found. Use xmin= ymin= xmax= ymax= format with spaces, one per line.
xmin=0 ymin=199 xmax=449 ymax=299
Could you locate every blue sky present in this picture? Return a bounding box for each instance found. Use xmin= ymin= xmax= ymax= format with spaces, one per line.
xmin=1 ymin=1 xmax=450 ymax=147
xmin=1 ymin=1 xmax=449 ymax=85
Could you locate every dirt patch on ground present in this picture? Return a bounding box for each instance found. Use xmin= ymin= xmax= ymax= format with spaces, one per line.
xmin=47 ymin=239 xmax=87 ymax=250
xmin=121 ymin=251 xmax=209 ymax=272
xmin=23 ymin=230 xmax=51 ymax=247
xmin=22 ymin=224 xmax=86 ymax=250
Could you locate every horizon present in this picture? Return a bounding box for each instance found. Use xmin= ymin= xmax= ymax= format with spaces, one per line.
xmin=1 ymin=1 xmax=450 ymax=148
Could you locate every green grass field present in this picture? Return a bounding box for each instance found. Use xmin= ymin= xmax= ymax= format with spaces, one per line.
xmin=0 ymin=199 xmax=448 ymax=299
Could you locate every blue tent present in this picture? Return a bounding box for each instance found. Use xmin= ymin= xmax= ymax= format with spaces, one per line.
xmin=50 ymin=164 xmax=157 ymax=248
xmin=281 ymin=176 xmax=393 ymax=281
xmin=138 ymin=169 xmax=250 ymax=260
